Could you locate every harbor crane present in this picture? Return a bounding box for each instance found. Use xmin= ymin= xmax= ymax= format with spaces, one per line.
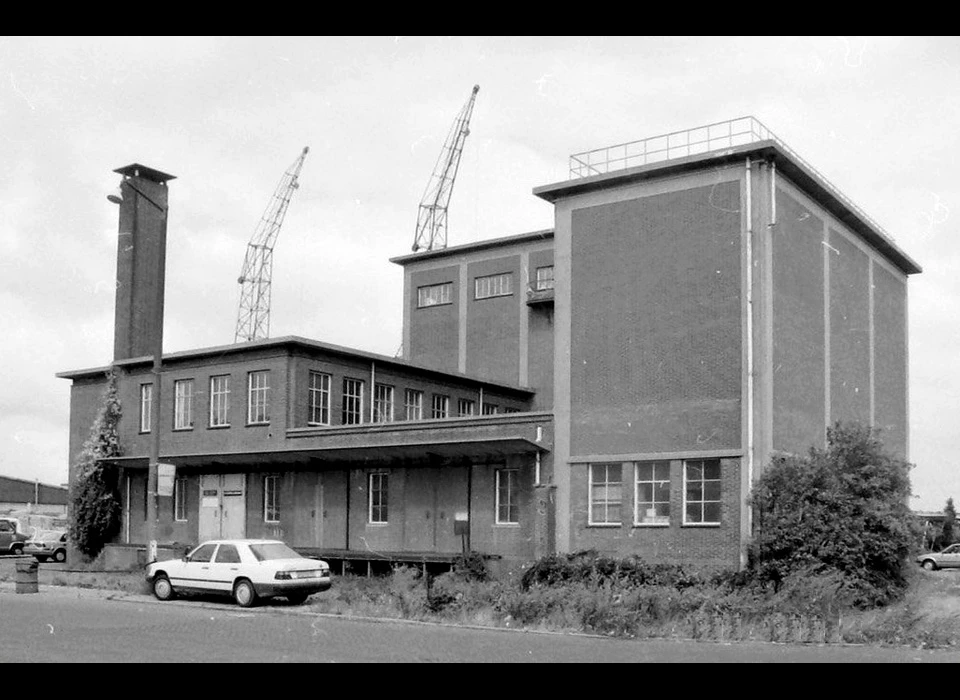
xmin=411 ymin=85 xmax=479 ymax=252
xmin=235 ymin=147 xmax=309 ymax=343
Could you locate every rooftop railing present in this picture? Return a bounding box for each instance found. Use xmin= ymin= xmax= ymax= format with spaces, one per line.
xmin=568 ymin=116 xmax=900 ymax=247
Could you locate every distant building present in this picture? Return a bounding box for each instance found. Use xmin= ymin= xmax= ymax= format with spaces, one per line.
xmin=0 ymin=475 xmax=68 ymax=515
xmin=58 ymin=118 xmax=920 ymax=572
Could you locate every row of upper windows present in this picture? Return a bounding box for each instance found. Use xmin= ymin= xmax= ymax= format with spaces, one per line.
xmin=417 ymin=266 xmax=554 ymax=309
xmin=139 ymin=370 xmax=270 ymax=432
xmin=588 ymin=459 xmax=723 ymax=527
xmin=138 ymin=370 xmax=521 ymax=432
xmin=314 ymin=373 xmax=521 ymax=426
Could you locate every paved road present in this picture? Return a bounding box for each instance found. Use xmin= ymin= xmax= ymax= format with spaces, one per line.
xmin=1 ymin=585 xmax=958 ymax=662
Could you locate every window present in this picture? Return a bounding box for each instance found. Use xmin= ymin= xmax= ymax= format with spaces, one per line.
xmin=173 ymin=379 xmax=194 ymax=430
xmin=634 ymin=461 xmax=670 ymax=525
xmin=475 ymin=272 xmax=513 ymax=299
xmin=247 ymin=370 xmax=270 ymax=424
xmin=535 ymin=265 xmax=555 ymax=291
xmin=481 ymin=403 xmax=499 ymax=415
xmin=214 ymin=544 xmax=241 ymax=564
xmin=503 ymin=407 xmax=521 ymax=414
xmin=342 ymin=378 xmax=364 ymax=425
xmin=174 ymin=477 xmax=188 ymax=522
xmin=189 ymin=543 xmax=216 ymax=563
xmin=417 ymin=282 xmax=453 ymax=308
xmin=684 ymin=459 xmax=721 ymax=525
xmin=496 ymin=468 xmax=519 ymax=524
xmin=373 ymin=384 xmax=394 ymax=423
xmin=457 ymin=398 xmax=476 ymax=417
xmin=431 ymin=394 xmax=449 ymax=419
xmin=369 ymin=472 xmax=388 ymax=524
xmin=404 ymin=389 xmax=423 ymax=420
xmin=589 ymin=463 xmax=622 ymax=525
xmin=308 ymin=371 xmax=331 ymax=425
xmin=209 ymin=375 xmax=230 ymax=427
xmin=264 ymin=475 xmax=280 ymax=523
xmin=139 ymin=383 xmax=152 ymax=433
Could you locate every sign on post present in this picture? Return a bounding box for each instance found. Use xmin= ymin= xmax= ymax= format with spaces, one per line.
xmin=157 ymin=463 xmax=176 ymax=497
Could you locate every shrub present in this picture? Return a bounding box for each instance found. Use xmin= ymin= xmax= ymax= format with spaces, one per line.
xmin=69 ymin=369 xmax=124 ymax=559
xmin=750 ymin=421 xmax=920 ymax=607
xmin=519 ymin=550 xmax=702 ymax=591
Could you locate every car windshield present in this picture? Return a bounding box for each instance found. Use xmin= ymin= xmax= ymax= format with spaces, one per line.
xmin=248 ymin=543 xmax=302 ymax=561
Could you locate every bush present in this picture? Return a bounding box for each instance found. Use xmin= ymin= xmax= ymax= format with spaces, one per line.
xmin=520 ymin=550 xmax=703 ymax=591
xmin=69 ymin=369 xmax=124 ymax=559
xmin=750 ymin=422 xmax=920 ymax=607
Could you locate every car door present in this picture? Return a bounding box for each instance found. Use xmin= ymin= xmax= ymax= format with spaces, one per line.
xmin=0 ymin=520 xmax=12 ymax=551
xmin=173 ymin=543 xmax=218 ymax=592
xmin=207 ymin=543 xmax=243 ymax=592
xmin=944 ymin=544 xmax=960 ymax=569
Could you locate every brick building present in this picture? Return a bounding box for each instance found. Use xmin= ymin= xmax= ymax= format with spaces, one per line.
xmin=58 ymin=118 xmax=920 ymax=572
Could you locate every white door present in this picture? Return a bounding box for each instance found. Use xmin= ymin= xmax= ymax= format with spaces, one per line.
xmin=198 ymin=474 xmax=247 ymax=541
xmin=221 ymin=474 xmax=246 ymax=539
xmin=199 ymin=475 xmax=222 ymax=542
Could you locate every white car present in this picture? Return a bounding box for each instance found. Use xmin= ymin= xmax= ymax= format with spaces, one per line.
xmin=145 ymin=539 xmax=332 ymax=607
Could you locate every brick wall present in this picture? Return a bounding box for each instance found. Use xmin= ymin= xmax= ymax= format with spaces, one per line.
xmin=568 ymin=458 xmax=742 ymax=572
xmin=408 ymin=264 xmax=460 ymax=374
xmin=569 ymin=182 xmax=742 ymax=455
xmin=872 ymin=263 xmax=908 ymax=458
xmin=465 ymin=256 xmax=521 ymax=384
xmin=828 ymin=228 xmax=871 ymax=426
xmin=771 ymin=191 xmax=826 ymax=454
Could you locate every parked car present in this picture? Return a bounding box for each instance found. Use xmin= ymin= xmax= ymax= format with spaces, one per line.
xmin=917 ymin=543 xmax=960 ymax=571
xmin=144 ymin=539 xmax=332 ymax=607
xmin=0 ymin=518 xmax=28 ymax=555
xmin=24 ymin=530 xmax=68 ymax=563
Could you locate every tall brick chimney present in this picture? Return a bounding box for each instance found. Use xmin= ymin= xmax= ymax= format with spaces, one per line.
xmin=110 ymin=164 xmax=175 ymax=361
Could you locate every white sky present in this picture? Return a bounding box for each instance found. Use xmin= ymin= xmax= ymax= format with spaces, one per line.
xmin=1 ymin=36 xmax=956 ymax=511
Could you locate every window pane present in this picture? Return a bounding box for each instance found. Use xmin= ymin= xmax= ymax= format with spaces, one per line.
xmin=704 ymin=502 xmax=721 ymax=523
xmin=191 ymin=544 xmax=216 ymax=562
xmin=687 ymin=462 xmax=704 ymax=481
xmin=686 ymin=503 xmax=701 ymax=523
xmin=654 ymin=481 xmax=670 ymax=501
xmin=703 ymin=460 xmax=721 ymax=480
xmin=686 ymin=482 xmax=703 ymax=501
xmin=637 ymin=483 xmax=653 ymax=502
xmin=704 ymin=480 xmax=721 ymax=502
xmin=636 ymin=463 xmax=653 ymax=481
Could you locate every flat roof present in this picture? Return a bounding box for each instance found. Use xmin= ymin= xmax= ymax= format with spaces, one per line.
xmin=56 ymin=335 xmax=534 ymax=395
xmin=534 ymin=141 xmax=921 ymax=275
xmin=390 ymin=229 xmax=553 ymax=265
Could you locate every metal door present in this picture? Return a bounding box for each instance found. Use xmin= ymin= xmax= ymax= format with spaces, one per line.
xmin=198 ymin=474 xmax=247 ymax=541
xmin=404 ymin=468 xmax=436 ymax=552
xmin=220 ymin=473 xmax=246 ymax=539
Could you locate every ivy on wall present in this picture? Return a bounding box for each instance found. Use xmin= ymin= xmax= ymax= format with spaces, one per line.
xmin=69 ymin=368 xmax=123 ymax=558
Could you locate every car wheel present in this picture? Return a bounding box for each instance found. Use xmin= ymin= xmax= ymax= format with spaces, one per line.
xmin=153 ymin=575 xmax=175 ymax=601
xmin=922 ymin=559 xmax=938 ymax=572
xmin=10 ymin=544 xmax=23 ymax=556
xmin=53 ymin=549 xmax=66 ymax=563
xmin=286 ymin=593 xmax=309 ymax=605
xmin=233 ymin=579 xmax=258 ymax=608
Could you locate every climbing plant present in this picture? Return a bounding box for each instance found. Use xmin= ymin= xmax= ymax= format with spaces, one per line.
xmin=69 ymin=368 xmax=124 ymax=558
